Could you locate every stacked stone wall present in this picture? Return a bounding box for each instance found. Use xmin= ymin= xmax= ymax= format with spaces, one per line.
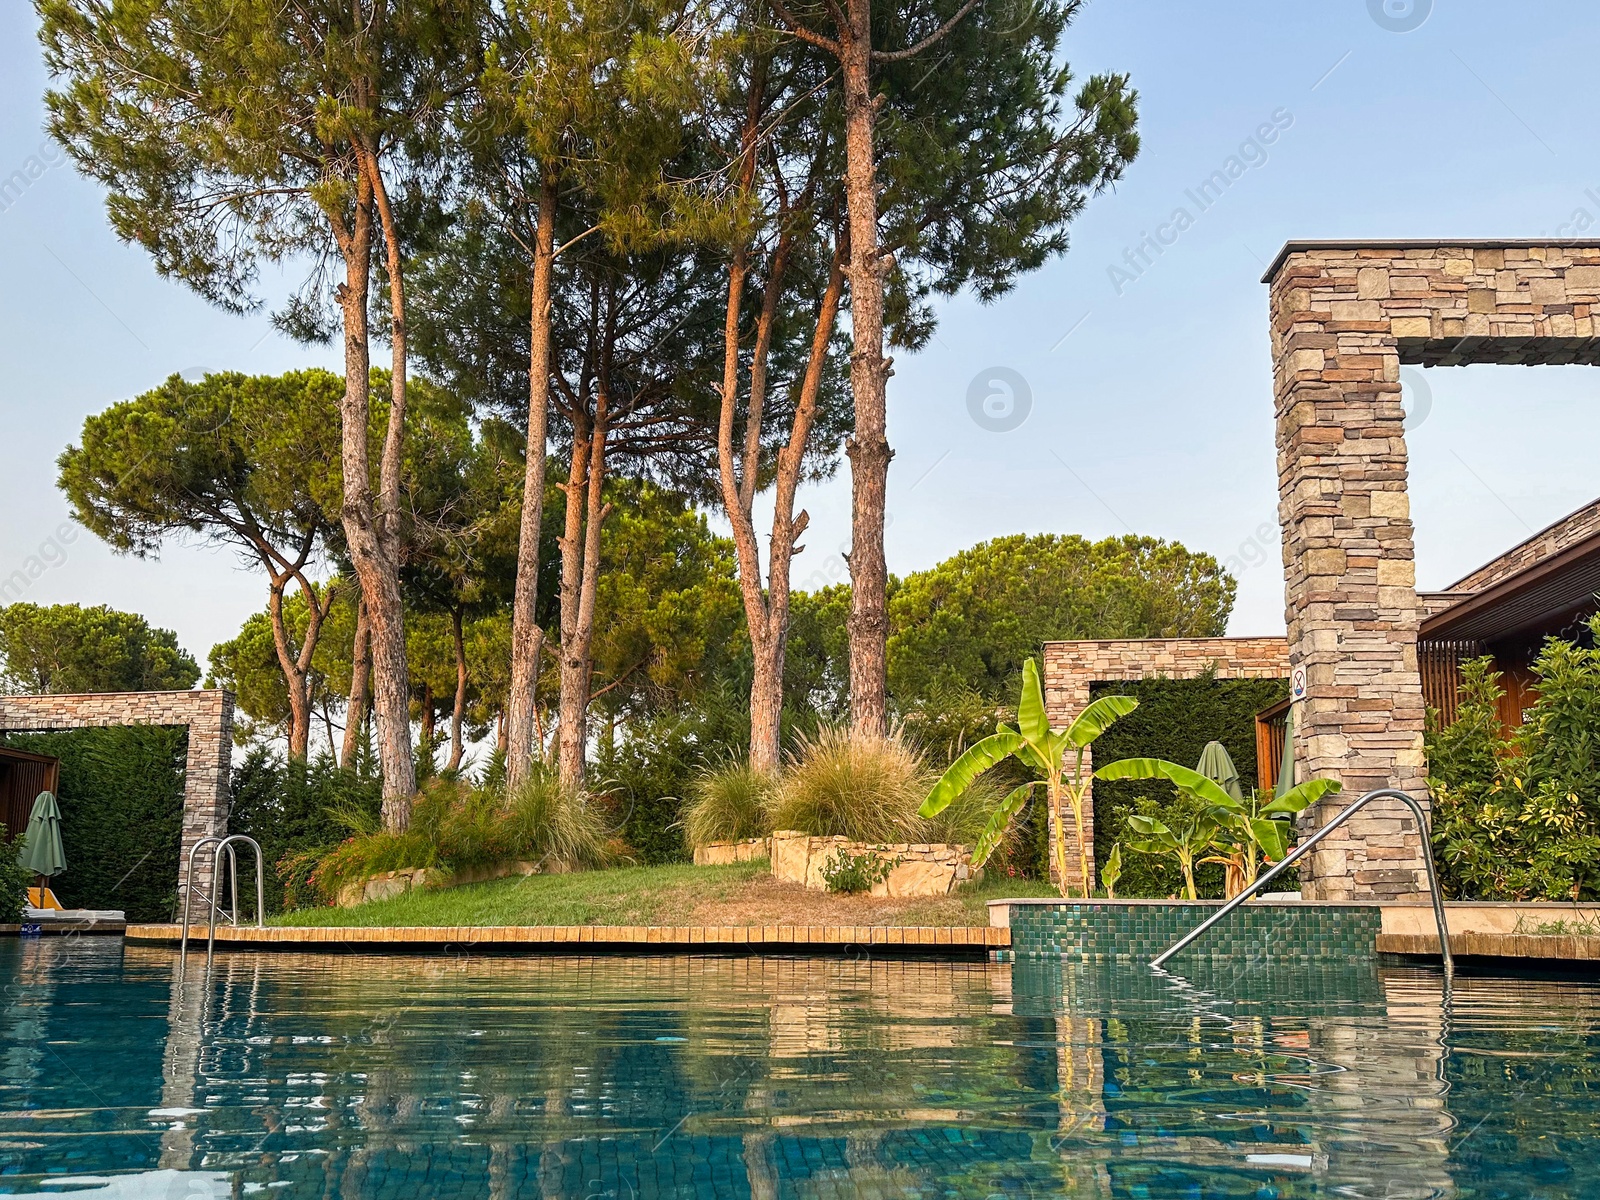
xmin=1267 ymin=241 xmax=1600 ymax=898
xmin=0 ymin=690 xmax=234 ymax=918
xmin=1040 ymin=638 xmax=1291 ymax=891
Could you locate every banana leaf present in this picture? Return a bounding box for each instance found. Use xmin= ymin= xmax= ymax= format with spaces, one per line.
xmin=920 ymin=732 xmax=1025 ymax=817
xmin=972 ymin=781 xmax=1037 ymax=867
xmin=1066 ymin=694 xmax=1139 ymax=748
xmin=1094 ymin=756 xmax=1242 ymax=811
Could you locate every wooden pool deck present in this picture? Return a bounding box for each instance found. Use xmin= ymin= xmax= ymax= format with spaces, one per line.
xmin=124 ymin=922 xmax=1010 ymax=957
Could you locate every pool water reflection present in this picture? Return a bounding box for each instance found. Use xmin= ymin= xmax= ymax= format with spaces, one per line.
xmin=1 ymin=939 xmax=1597 ymax=1197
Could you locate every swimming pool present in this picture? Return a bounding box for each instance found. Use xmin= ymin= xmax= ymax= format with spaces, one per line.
xmin=1 ymin=940 xmax=1596 ymax=1198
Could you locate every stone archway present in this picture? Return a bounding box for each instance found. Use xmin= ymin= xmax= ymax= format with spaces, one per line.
xmin=1266 ymin=240 xmax=1600 ymax=899
xmin=0 ymin=690 xmax=234 ymax=917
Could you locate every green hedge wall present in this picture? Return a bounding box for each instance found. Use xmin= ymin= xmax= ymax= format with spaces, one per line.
xmin=3 ymin=727 xmax=187 ymax=921
xmin=1090 ymin=674 xmax=1288 ymax=898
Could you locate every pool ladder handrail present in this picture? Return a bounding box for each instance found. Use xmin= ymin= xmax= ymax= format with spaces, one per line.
xmin=180 ymin=834 xmax=266 ymax=969
xmin=1150 ymin=787 xmax=1453 ymax=975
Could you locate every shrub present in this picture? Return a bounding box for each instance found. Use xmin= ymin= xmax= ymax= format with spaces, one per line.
xmin=302 ymin=772 xmax=611 ymax=905
xmin=682 ymin=760 xmax=774 ymax=847
xmin=1089 ymin=673 xmax=1286 ymax=897
xmin=1428 ymin=640 xmax=1600 ymax=901
xmin=229 ymin=747 xmax=383 ymax=912
xmin=2 ymin=727 xmax=187 ymax=920
xmin=821 ymin=847 xmax=897 ymax=894
xmin=769 ymin=726 xmax=932 ymax=843
xmin=591 ymin=685 xmax=751 ymax=864
xmin=0 ymin=829 xmax=30 ymax=919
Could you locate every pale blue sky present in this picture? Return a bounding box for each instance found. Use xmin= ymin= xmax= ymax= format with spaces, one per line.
xmin=4 ymin=0 xmax=1599 ymax=668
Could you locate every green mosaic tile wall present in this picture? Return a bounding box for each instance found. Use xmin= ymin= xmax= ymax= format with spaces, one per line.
xmin=1004 ymin=902 xmax=1382 ymax=963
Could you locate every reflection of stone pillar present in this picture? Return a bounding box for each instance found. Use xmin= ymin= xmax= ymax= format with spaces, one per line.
xmin=156 ymin=955 xmax=205 ymax=1170
xmin=1297 ymin=968 xmax=1452 ymax=1196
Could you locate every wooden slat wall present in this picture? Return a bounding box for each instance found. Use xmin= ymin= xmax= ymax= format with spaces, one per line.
xmin=1419 ymin=639 xmax=1481 ymax=729
xmin=0 ymin=756 xmax=60 ymax=841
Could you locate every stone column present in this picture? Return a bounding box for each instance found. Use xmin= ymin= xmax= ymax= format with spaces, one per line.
xmin=1269 ymin=253 xmax=1429 ymax=900
xmin=177 ymin=690 xmax=235 ymax=921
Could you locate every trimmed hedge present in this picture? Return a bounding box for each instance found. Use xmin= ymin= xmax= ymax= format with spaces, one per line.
xmin=3 ymin=728 xmax=187 ymax=921
xmin=1090 ymin=673 xmax=1288 ymax=898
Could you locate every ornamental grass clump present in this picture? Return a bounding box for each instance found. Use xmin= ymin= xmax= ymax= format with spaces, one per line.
xmin=302 ymin=773 xmax=610 ymax=904
xmin=682 ymin=760 xmax=774 ymax=848
xmin=769 ymin=726 xmax=933 ymax=844
xmin=501 ymin=771 xmax=611 ymax=871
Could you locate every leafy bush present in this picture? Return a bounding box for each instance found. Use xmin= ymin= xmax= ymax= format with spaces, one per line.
xmin=0 ymin=829 xmax=29 ymax=919
xmin=821 ymin=847 xmax=897 ymax=894
xmin=1428 ymin=639 xmax=1600 ymax=901
xmin=770 ymin=726 xmax=933 ymax=843
xmin=682 ymin=760 xmax=774 ymax=847
xmin=302 ymin=772 xmax=611 ymax=905
xmin=591 ymin=684 xmax=751 ymax=864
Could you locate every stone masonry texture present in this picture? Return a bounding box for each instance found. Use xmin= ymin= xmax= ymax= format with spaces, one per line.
xmin=1266 ymin=240 xmax=1600 ymax=899
xmin=0 ymin=690 xmax=234 ymax=919
xmin=1042 ymin=638 xmax=1290 ymax=891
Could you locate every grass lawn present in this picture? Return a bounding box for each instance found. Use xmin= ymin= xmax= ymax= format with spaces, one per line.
xmin=271 ymin=860 xmax=1061 ymax=929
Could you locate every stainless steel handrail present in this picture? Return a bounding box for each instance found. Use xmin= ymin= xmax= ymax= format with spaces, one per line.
xmin=1150 ymin=787 xmax=1453 ymax=975
xmin=179 ymin=834 xmax=266 ymax=970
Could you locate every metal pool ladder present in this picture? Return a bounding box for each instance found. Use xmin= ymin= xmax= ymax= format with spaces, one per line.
xmin=1151 ymin=787 xmax=1453 ymax=975
xmin=180 ymin=834 xmax=266 ymax=969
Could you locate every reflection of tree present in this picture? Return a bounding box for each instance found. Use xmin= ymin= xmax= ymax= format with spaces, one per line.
xmin=44 ymin=947 xmax=1600 ymax=1198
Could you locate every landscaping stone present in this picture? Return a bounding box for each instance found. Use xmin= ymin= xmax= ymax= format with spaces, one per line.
xmin=336 ymin=860 xmax=540 ymax=908
xmin=768 ymin=830 xmax=976 ymax=898
xmin=693 ymin=838 xmax=771 ymax=866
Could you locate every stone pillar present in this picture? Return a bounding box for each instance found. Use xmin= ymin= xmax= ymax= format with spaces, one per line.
xmin=1269 ymin=252 xmax=1431 ymax=900
xmin=178 ymin=689 xmax=235 ymax=921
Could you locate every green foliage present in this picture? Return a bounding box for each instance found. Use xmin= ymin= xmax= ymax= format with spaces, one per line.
xmin=771 ymin=726 xmax=932 ymax=843
xmin=1101 ymin=843 xmax=1122 ymax=899
xmin=304 ymin=772 xmax=610 ymax=906
xmin=227 ymin=748 xmax=382 ymax=912
xmin=1089 ymin=674 xmax=1287 ymax=898
xmin=1427 ymin=642 xmax=1600 ymax=901
xmin=2 ymin=728 xmax=186 ymax=920
xmin=682 ymin=760 xmax=775 ymax=848
xmin=821 ymin=847 xmax=897 ymax=895
xmin=0 ymin=828 xmax=30 ymax=919
xmin=888 ymin=535 xmax=1235 ymax=707
xmin=0 ymin=602 xmax=198 ymax=694
xmin=921 ymin=658 xmax=1141 ymax=893
xmin=592 ymin=682 xmax=752 ymax=864
xmin=58 ymin=369 xmax=343 ymax=560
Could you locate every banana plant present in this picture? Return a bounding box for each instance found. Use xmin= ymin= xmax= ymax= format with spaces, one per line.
xmin=1123 ymin=802 xmax=1227 ymax=901
xmin=1101 ymin=843 xmax=1123 ymax=900
xmin=919 ymin=658 xmax=1139 ymax=898
xmin=1098 ymin=757 xmax=1340 ymax=897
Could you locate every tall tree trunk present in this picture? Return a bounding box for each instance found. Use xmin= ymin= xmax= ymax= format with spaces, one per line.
xmin=505 ymin=171 xmax=558 ymax=789
xmin=337 ymin=153 xmax=415 ymax=827
xmin=419 ymin=680 xmax=435 ymax=770
xmin=448 ymin=606 xmax=467 ymax=772
xmin=757 ymin=246 xmax=845 ymax=766
xmin=342 ymin=594 xmax=372 ymax=769
xmin=265 ymin=576 xmax=313 ymax=760
xmin=557 ymin=410 xmax=610 ymax=786
xmin=840 ymin=1 xmax=894 ymax=738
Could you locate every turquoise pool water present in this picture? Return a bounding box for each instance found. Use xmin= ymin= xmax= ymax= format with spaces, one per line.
xmin=1 ymin=940 xmax=1597 ymax=1198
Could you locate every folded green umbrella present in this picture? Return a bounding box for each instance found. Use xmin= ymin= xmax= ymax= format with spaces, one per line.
xmin=1196 ymin=740 xmax=1245 ymax=804
xmin=20 ymin=791 xmax=66 ymax=879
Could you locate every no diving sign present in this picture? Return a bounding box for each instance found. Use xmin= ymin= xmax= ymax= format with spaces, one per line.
xmin=1291 ymin=666 xmax=1307 ymax=702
